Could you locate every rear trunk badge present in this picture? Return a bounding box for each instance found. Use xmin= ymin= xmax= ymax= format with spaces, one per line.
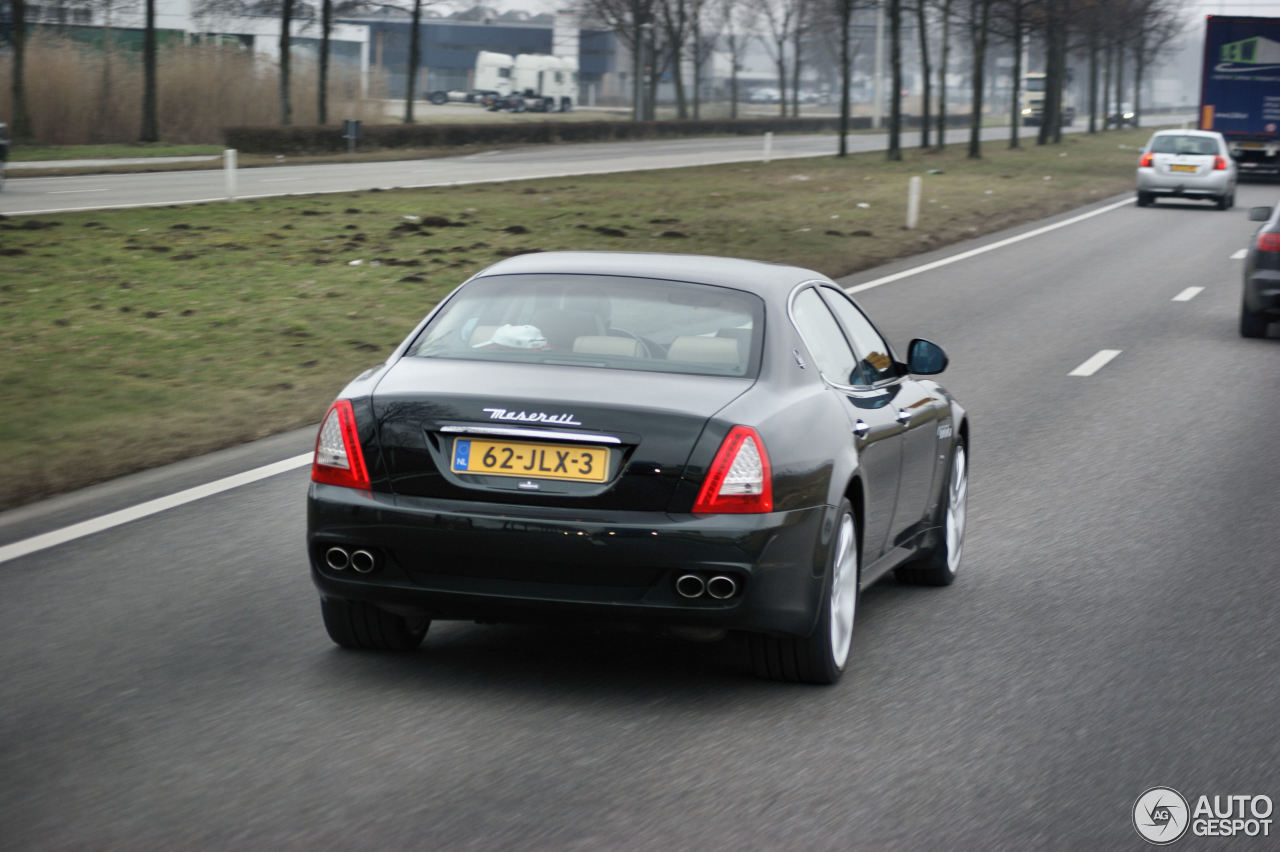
xmin=484 ymin=407 xmax=582 ymax=426
xmin=518 ymin=480 xmax=541 ymax=490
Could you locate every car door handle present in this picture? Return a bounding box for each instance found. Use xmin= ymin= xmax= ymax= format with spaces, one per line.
xmin=896 ymin=409 xmax=912 ymax=425
xmin=852 ymin=420 xmax=870 ymax=439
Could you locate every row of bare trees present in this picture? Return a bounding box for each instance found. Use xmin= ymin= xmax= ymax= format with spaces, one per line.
xmin=579 ymin=0 xmax=1187 ymax=158
xmin=4 ymin=0 xmax=1184 ymax=153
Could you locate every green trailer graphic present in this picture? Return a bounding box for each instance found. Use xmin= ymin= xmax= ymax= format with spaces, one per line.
xmin=1221 ymin=35 xmax=1280 ymax=64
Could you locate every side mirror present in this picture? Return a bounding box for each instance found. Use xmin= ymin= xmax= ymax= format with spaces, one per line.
xmin=906 ymin=338 xmax=948 ymax=375
xmin=1249 ymin=206 xmax=1273 ymax=222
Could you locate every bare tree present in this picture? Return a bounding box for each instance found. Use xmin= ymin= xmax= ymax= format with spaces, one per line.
xmin=581 ymin=0 xmax=660 ymax=120
xmin=964 ymin=0 xmax=994 ymax=158
xmin=278 ymin=0 xmax=295 ymax=124
xmin=659 ymin=0 xmax=693 ymax=117
xmin=402 ymin=0 xmax=424 ymax=123
xmin=887 ymin=0 xmax=902 ymax=159
xmin=1033 ymin=0 xmax=1069 ymax=145
xmin=934 ymin=0 xmax=953 ymax=150
xmin=990 ymin=0 xmax=1033 ymax=148
xmin=319 ymin=0 xmax=332 ymax=124
xmin=1128 ymin=0 xmax=1183 ymax=126
xmin=912 ymin=0 xmax=931 ymax=148
xmin=714 ymin=0 xmax=756 ymax=119
xmin=140 ymin=0 xmax=158 ymax=140
xmin=757 ymin=0 xmax=801 ymax=117
xmin=5 ymin=0 xmax=32 ymax=140
xmin=828 ymin=0 xmax=862 ymax=154
xmin=687 ymin=0 xmax=714 ymax=118
xmin=788 ymin=0 xmax=810 ymax=117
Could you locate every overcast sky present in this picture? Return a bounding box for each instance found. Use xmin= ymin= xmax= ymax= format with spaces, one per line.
xmin=1182 ymin=1 xmax=1280 ymax=12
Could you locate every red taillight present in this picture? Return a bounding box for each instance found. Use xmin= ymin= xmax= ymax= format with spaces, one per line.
xmin=311 ymin=400 xmax=371 ymax=490
xmin=1214 ymin=155 xmax=1227 ymax=170
xmin=1259 ymin=233 xmax=1280 ymax=253
xmin=692 ymin=426 xmax=773 ymax=514
xmin=1139 ymin=152 xmax=1153 ymax=168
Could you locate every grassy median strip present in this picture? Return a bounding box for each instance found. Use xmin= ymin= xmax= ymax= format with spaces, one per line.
xmin=0 ymin=129 xmax=1151 ymax=509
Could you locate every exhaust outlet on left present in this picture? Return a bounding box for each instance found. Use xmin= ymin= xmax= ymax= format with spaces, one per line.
xmin=323 ymin=546 xmax=378 ymax=574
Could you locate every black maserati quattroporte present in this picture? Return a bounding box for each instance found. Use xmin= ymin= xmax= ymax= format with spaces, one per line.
xmin=307 ymin=252 xmax=969 ymax=683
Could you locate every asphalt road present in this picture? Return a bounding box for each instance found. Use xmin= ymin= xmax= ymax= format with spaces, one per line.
xmin=2 ymin=180 xmax=1277 ymax=847
xmin=0 ymin=115 xmax=1193 ymax=217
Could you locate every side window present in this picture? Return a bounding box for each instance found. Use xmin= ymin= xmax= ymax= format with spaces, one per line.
xmin=791 ymin=287 xmax=858 ymax=386
xmin=818 ymin=287 xmax=898 ymax=385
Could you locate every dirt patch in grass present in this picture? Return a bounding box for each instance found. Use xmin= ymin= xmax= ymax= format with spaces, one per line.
xmin=0 ymin=130 xmax=1151 ymax=510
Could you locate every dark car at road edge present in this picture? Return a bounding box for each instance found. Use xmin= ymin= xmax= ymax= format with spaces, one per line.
xmin=1242 ymin=203 xmax=1280 ymax=338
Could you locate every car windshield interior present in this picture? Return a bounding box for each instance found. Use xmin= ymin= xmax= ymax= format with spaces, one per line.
xmin=407 ymin=273 xmax=764 ymax=377
xmin=1150 ymin=135 xmax=1219 ymax=156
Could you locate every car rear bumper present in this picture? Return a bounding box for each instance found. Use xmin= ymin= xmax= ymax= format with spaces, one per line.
xmin=1137 ymin=169 xmax=1232 ymax=198
xmin=307 ymin=483 xmax=833 ymax=638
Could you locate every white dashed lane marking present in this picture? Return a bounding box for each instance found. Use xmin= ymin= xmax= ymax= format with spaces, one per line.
xmin=1173 ymin=287 xmax=1204 ymax=302
xmin=1069 ymin=350 xmax=1123 ymax=377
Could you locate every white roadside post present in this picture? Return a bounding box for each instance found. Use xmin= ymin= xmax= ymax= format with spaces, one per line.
xmin=763 ymin=131 xmax=774 ymax=164
xmin=906 ymin=175 xmax=922 ymax=230
xmin=224 ymin=149 xmax=237 ymax=201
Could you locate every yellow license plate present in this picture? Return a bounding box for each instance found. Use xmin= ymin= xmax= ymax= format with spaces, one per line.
xmin=1170 ymin=164 xmax=1198 ymax=173
xmin=451 ymin=438 xmax=610 ymax=483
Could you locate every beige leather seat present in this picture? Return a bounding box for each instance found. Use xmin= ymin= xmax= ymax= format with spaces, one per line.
xmin=572 ymin=336 xmax=646 ymax=357
xmin=667 ymin=335 xmax=740 ymax=365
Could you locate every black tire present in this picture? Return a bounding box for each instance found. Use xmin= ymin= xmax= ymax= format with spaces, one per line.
xmin=749 ymin=499 xmax=858 ymax=685
xmin=428 ymin=91 xmax=447 ymax=105
xmin=1136 ymin=192 xmax=1153 ymax=207
xmin=321 ymin=597 xmax=429 ymax=651
xmin=1240 ymin=306 xmax=1268 ymax=338
xmin=897 ymin=438 xmax=968 ymax=587
xmin=1217 ymin=193 xmax=1231 ymax=211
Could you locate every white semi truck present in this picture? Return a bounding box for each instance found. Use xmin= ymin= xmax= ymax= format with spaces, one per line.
xmin=426 ymin=51 xmax=577 ymax=113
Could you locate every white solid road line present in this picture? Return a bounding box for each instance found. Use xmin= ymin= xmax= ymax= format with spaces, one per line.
xmin=0 ymin=454 xmax=313 ymax=566
xmin=1231 ymin=249 xmax=1248 ymax=260
xmin=3 ymin=192 xmax=1140 ymax=564
xmin=1069 ymin=349 xmax=1123 ymax=377
xmin=846 ymin=197 xmax=1136 ymax=294
xmin=1173 ymin=287 xmax=1205 ymax=302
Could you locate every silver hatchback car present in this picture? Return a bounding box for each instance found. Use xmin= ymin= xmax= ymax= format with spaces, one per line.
xmin=1136 ymin=130 xmax=1238 ymax=210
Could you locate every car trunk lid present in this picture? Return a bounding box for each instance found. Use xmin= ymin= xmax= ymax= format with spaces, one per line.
xmin=369 ymin=356 xmax=752 ymax=511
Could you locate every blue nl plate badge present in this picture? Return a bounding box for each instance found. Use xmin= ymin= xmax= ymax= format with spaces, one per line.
xmin=453 ymin=439 xmax=471 ymax=470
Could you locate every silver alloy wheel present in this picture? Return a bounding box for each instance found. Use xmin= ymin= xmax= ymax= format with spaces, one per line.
xmin=828 ymin=513 xmax=858 ymax=670
xmin=945 ymin=444 xmax=968 ymax=576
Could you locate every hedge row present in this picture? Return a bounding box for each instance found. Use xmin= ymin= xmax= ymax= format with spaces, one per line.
xmin=221 ymin=116 xmax=856 ymax=155
xmin=222 ymin=113 xmax=984 ymax=155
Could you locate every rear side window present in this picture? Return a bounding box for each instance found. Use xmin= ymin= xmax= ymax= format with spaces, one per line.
xmin=408 ymin=274 xmax=763 ymax=377
xmin=1150 ymin=135 xmax=1219 ymax=156
xmin=790 ymin=288 xmax=859 ymax=386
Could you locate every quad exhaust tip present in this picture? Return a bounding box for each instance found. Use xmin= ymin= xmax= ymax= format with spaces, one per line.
xmin=675 ymin=574 xmax=706 ymax=599
xmin=325 ymin=547 xmax=350 ymax=571
xmin=350 ymin=550 xmax=376 ymax=574
xmin=706 ymin=575 xmax=738 ymax=600
xmin=324 ymin=546 xmax=377 ymax=574
xmin=675 ymin=573 xmax=739 ymax=600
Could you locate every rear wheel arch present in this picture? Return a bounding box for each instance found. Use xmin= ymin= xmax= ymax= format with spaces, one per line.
xmin=845 ymin=476 xmax=866 ymax=566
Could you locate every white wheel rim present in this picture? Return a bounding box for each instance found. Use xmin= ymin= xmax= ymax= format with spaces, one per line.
xmin=828 ymin=513 xmax=858 ymax=670
xmin=945 ymin=444 xmax=968 ymax=576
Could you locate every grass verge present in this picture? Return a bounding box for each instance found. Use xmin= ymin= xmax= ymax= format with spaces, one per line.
xmin=0 ymin=129 xmax=1152 ymax=510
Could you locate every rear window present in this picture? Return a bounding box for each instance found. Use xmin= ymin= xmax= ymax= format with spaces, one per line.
xmin=1150 ymin=135 xmax=1219 ymax=156
xmin=407 ymin=273 xmax=764 ymax=377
